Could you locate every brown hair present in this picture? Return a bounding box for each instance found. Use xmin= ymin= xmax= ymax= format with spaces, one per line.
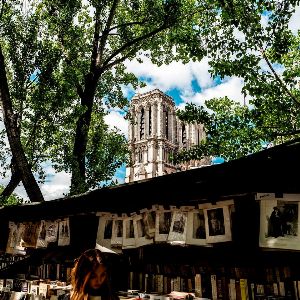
xmin=70 ymin=249 xmax=111 ymax=300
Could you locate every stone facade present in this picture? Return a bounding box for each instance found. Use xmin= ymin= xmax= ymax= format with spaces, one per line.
xmin=125 ymin=89 xmax=210 ymax=183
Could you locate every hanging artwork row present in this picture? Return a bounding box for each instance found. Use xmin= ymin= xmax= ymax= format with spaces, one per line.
xmin=96 ymin=201 xmax=234 ymax=252
xmin=258 ymin=193 xmax=300 ymax=250
xmin=6 ymin=218 xmax=70 ymax=255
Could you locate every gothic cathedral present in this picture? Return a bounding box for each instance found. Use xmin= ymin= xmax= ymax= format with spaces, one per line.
xmin=125 ymin=89 xmax=210 ymax=183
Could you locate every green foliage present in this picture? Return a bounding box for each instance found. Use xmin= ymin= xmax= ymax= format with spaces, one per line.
xmin=174 ymin=0 xmax=300 ymax=164
xmin=0 ymin=185 xmax=23 ymax=206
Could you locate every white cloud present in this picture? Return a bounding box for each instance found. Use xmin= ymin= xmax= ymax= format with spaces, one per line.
xmin=125 ymin=56 xmax=213 ymax=94
xmin=104 ymin=109 xmax=128 ymax=137
xmin=183 ymin=77 xmax=245 ymax=106
xmin=289 ymin=6 xmax=300 ymax=34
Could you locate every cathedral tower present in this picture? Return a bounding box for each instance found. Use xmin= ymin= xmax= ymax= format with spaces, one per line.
xmin=125 ymin=89 xmax=207 ymax=183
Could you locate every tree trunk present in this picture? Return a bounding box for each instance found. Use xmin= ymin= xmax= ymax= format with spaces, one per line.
xmin=0 ymin=45 xmax=44 ymax=202
xmin=70 ymin=76 xmax=97 ymax=195
xmin=0 ymin=158 xmax=21 ymax=201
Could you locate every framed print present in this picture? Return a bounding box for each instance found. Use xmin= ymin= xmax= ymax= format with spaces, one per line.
xmin=23 ymin=222 xmax=40 ymax=248
xmin=36 ymin=220 xmax=48 ymax=248
xmin=111 ymin=215 xmax=124 ymax=249
xmin=204 ymin=205 xmax=232 ymax=243
xmin=122 ymin=215 xmax=136 ymax=249
xmin=259 ymin=195 xmax=300 ymax=250
xmin=155 ymin=208 xmax=172 ymax=242
xmin=134 ymin=214 xmax=153 ymax=247
xmin=186 ymin=207 xmax=209 ymax=246
xmin=96 ymin=213 xmax=113 ymax=250
xmin=167 ymin=209 xmax=188 ymax=244
xmin=140 ymin=208 xmax=156 ymax=239
xmin=45 ymin=220 xmax=59 ymax=243
xmin=58 ymin=218 xmax=70 ymax=246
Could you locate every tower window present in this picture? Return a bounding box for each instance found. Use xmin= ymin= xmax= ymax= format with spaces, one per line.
xmin=149 ymin=107 xmax=152 ymax=135
xmin=164 ymin=106 xmax=169 ymax=139
xmin=140 ymin=108 xmax=145 ymax=140
xmin=182 ymin=124 xmax=186 ymax=148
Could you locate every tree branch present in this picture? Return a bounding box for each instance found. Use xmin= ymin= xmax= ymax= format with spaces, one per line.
xmin=261 ymin=49 xmax=300 ymax=108
xmin=90 ymin=5 xmax=101 ymax=73
xmin=101 ymin=24 xmax=167 ymax=70
xmin=108 ymin=20 xmax=146 ymax=32
xmin=98 ymin=0 xmax=119 ymax=67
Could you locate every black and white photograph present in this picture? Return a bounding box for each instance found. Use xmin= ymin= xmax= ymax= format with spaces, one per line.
xmin=111 ymin=217 xmax=124 ymax=248
xmin=96 ymin=213 xmax=113 ymax=250
xmin=204 ymin=205 xmax=232 ymax=243
xmin=167 ymin=211 xmax=188 ymax=243
xmin=104 ymin=219 xmax=113 ymax=239
xmin=260 ymin=197 xmax=300 ymax=250
xmin=155 ymin=210 xmax=172 ymax=242
xmin=58 ymin=218 xmax=70 ymax=246
xmin=36 ymin=220 xmax=48 ymax=248
xmin=134 ymin=214 xmax=153 ymax=247
xmin=23 ymin=222 xmax=40 ymax=248
xmin=142 ymin=210 xmax=156 ymax=238
xmin=6 ymin=222 xmax=17 ymax=254
xmin=207 ymin=208 xmax=225 ymax=236
xmin=45 ymin=221 xmax=59 ymax=243
xmin=123 ymin=217 xmax=136 ymax=249
xmin=186 ymin=209 xmax=209 ymax=246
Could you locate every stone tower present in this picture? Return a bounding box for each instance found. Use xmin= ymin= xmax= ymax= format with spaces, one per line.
xmin=125 ymin=89 xmax=208 ymax=183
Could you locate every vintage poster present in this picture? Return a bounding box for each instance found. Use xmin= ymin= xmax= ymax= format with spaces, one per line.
xmin=23 ymin=222 xmax=40 ymax=248
xmin=122 ymin=215 xmax=136 ymax=249
xmin=58 ymin=218 xmax=70 ymax=246
xmin=167 ymin=209 xmax=188 ymax=244
xmin=45 ymin=221 xmax=59 ymax=243
xmin=186 ymin=207 xmax=209 ymax=246
xmin=259 ymin=195 xmax=300 ymax=250
xmin=155 ymin=208 xmax=172 ymax=242
xmin=36 ymin=220 xmax=48 ymax=248
xmin=204 ymin=205 xmax=232 ymax=243
xmin=134 ymin=214 xmax=153 ymax=247
xmin=111 ymin=215 xmax=124 ymax=250
xmin=6 ymin=222 xmax=18 ymax=254
xmin=96 ymin=212 xmax=113 ymax=250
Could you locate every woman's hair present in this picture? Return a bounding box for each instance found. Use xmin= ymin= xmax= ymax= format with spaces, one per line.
xmin=70 ymin=249 xmax=111 ymax=300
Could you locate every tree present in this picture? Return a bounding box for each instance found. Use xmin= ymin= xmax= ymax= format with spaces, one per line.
xmin=0 ymin=0 xmax=203 ymax=199
xmin=174 ymin=0 xmax=300 ymax=163
xmin=0 ymin=185 xmax=22 ymax=206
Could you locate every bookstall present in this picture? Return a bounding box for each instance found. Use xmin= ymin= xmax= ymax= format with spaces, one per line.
xmin=0 ymin=138 xmax=300 ymax=300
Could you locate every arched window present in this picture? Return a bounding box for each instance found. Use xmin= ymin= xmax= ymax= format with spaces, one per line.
xmin=140 ymin=108 xmax=145 ymax=140
xmin=164 ymin=106 xmax=169 ymax=139
xmin=148 ymin=106 xmax=152 ymax=135
xmin=182 ymin=124 xmax=186 ymax=148
xmin=138 ymin=149 xmax=143 ymax=163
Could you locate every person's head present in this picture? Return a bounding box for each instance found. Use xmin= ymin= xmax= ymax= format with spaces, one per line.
xmin=71 ymin=249 xmax=108 ymax=300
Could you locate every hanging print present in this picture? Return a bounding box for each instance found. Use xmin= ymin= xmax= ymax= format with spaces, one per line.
xmin=58 ymin=218 xmax=70 ymax=246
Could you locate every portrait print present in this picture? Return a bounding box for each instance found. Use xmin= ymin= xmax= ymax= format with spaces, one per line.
xmin=155 ymin=210 xmax=172 ymax=242
xmin=186 ymin=209 xmax=209 ymax=246
xmin=168 ymin=211 xmax=188 ymax=243
xmin=110 ymin=217 xmax=124 ymax=248
xmin=58 ymin=218 xmax=70 ymax=246
xmin=45 ymin=221 xmax=59 ymax=243
xmin=123 ymin=217 xmax=136 ymax=249
xmin=259 ymin=196 xmax=300 ymax=250
xmin=204 ymin=205 xmax=232 ymax=243
xmin=96 ymin=213 xmax=114 ymax=251
xmin=103 ymin=219 xmax=113 ymax=239
xmin=207 ymin=208 xmax=225 ymax=236
xmin=134 ymin=214 xmax=153 ymax=247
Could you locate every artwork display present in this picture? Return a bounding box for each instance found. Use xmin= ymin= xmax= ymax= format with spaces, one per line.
xmin=96 ymin=213 xmax=113 ymax=250
xmin=155 ymin=209 xmax=172 ymax=242
xmin=186 ymin=208 xmax=209 ymax=246
xmin=134 ymin=214 xmax=154 ymax=247
xmin=204 ymin=205 xmax=232 ymax=243
xmin=58 ymin=218 xmax=70 ymax=246
xmin=259 ymin=196 xmax=300 ymax=250
xmin=111 ymin=216 xmax=124 ymax=248
xmin=167 ymin=210 xmax=188 ymax=244
xmin=122 ymin=216 xmax=136 ymax=249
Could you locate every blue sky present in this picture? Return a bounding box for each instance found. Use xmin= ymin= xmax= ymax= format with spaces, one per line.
xmin=2 ymin=6 xmax=300 ymax=201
